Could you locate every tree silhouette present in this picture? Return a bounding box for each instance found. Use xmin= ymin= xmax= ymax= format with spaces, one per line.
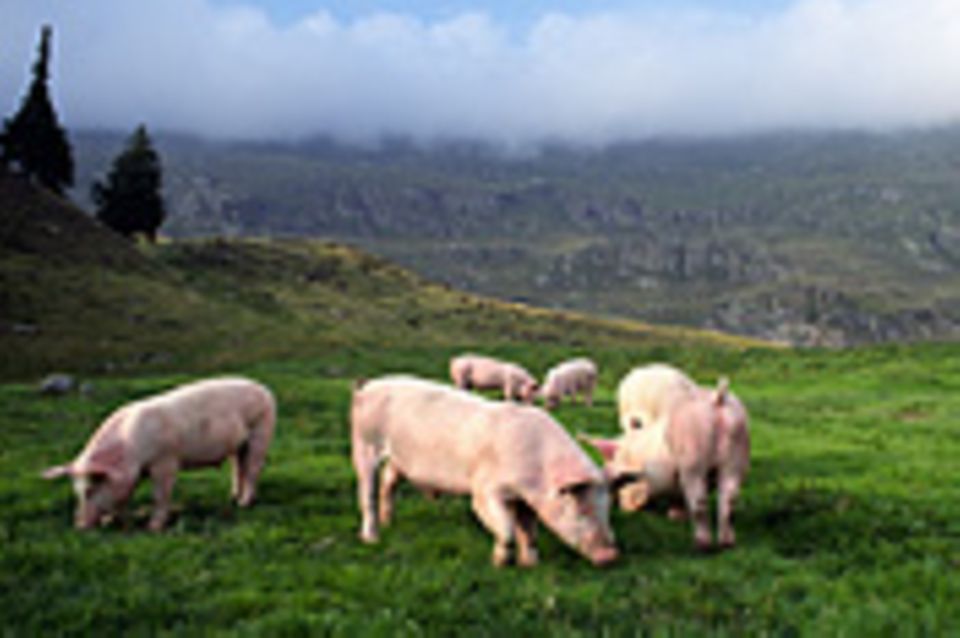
xmin=1 ymin=25 xmax=74 ymax=194
xmin=93 ymin=125 xmax=167 ymax=242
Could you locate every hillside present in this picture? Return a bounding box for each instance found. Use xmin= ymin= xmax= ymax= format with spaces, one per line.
xmin=71 ymin=128 xmax=960 ymax=347
xmin=0 ymin=172 xmax=761 ymax=381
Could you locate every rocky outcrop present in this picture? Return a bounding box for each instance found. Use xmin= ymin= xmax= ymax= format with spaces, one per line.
xmin=707 ymin=287 xmax=960 ymax=347
xmin=539 ymin=235 xmax=782 ymax=289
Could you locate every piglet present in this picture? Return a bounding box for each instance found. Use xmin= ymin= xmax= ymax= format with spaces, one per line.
xmin=351 ymin=375 xmax=637 ymax=567
xmin=43 ymin=377 xmax=276 ymax=531
xmin=539 ymin=358 xmax=598 ymax=410
xmin=449 ymin=353 xmax=538 ymax=403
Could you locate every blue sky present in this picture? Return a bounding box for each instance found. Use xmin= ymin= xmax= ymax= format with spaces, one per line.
xmin=2 ymin=0 xmax=959 ymax=144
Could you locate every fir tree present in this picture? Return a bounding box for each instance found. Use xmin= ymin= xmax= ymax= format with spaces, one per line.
xmin=93 ymin=125 xmax=166 ymax=242
xmin=1 ymin=25 xmax=74 ymax=194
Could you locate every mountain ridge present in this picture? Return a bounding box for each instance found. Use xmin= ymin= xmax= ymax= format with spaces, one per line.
xmin=69 ymin=128 xmax=960 ymax=346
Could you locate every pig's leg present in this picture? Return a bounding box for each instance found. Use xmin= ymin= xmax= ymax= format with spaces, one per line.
xmin=230 ymin=453 xmax=243 ymax=503
xmin=237 ymin=418 xmax=273 ymax=507
xmin=353 ymin=440 xmax=380 ymax=543
xmin=679 ymin=468 xmax=712 ymax=551
xmin=717 ymin=472 xmax=743 ymax=549
xmin=584 ymin=383 xmax=595 ymax=407
xmin=512 ymin=501 xmax=539 ymax=567
xmin=471 ymin=488 xmax=517 ymax=567
xmin=378 ymin=462 xmax=402 ymax=526
xmin=147 ymin=459 xmax=179 ymax=532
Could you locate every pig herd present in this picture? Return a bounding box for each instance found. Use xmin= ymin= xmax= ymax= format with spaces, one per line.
xmin=42 ymin=355 xmax=750 ymax=568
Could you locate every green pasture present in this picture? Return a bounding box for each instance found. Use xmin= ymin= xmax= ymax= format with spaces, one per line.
xmin=2 ymin=342 xmax=958 ymax=635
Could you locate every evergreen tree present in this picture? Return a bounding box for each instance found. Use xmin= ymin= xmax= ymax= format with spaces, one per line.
xmin=1 ymin=25 xmax=74 ymax=194
xmin=93 ymin=125 xmax=166 ymax=242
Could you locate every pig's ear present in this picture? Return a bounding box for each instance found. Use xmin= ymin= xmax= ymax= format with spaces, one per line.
xmin=78 ymin=462 xmax=122 ymax=484
xmin=41 ymin=464 xmax=74 ymax=480
xmin=576 ymin=432 xmax=619 ymax=462
xmin=713 ymin=377 xmax=731 ymax=406
xmin=605 ymin=467 xmax=644 ymax=492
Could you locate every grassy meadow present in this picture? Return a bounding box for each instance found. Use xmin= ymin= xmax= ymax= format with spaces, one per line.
xmin=2 ymin=341 xmax=959 ymax=636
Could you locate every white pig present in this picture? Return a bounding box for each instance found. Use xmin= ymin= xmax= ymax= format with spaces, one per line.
xmin=616 ymin=363 xmax=698 ymax=432
xmin=539 ymin=358 xmax=598 ymax=410
xmin=351 ymin=375 xmax=638 ymax=567
xmin=449 ymin=353 xmax=538 ymax=403
xmin=582 ymin=375 xmax=749 ymax=552
xmin=43 ymin=377 xmax=276 ymax=531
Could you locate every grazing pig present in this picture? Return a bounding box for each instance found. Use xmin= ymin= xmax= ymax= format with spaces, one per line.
xmin=351 ymin=376 xmax=637 ymax=567
xmin=449 ymin=353 xmax=538 ymax=403
xmin=42 ymin=377 xmax=276 ymax=531
xmin=539 ymin=358 xmax=598 ymax=410
xmin=616 ymin=363 xmax=698 ymax=432
xmin=582 ymin=376 xmax=749 ymax=552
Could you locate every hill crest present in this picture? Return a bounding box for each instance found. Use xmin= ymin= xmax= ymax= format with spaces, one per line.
xmin=0 ymin=173 xmax=765 ymax=380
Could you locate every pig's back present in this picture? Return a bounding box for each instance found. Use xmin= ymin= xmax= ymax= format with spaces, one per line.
xmin=355 ymin=377 xmax=503 ymax=492
xmin=356 ymin=376 xmax=579 ymax=494
xmin=137 ymin=378 xmax=271 ymax=460
xmin=617 ymin=364 xmax=697 ymax=430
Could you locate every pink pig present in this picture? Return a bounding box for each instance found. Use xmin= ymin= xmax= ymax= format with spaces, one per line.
xmin=449 ymin=353 xmax=538 ymax=403
xmin=351 ymin=376 xmax=637 ymax=567
xmin=42 ymin=377 xmax=276 ymax=531
xmin=539 ymin=357 xmax=598 ymax=410
xmin=583 ymin=371 xmax=749 ymax=552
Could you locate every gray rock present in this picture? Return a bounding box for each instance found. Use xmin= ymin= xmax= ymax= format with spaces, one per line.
xmin=39 ymin=374 xmax=76 ymax=396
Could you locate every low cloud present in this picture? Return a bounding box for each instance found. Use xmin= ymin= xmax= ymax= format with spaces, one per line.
xmin=2 ymin=0 xmax=959 ymax=145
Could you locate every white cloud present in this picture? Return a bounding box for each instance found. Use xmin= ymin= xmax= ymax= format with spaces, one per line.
xmin=2 ymin=0 xmax=960 ymax=144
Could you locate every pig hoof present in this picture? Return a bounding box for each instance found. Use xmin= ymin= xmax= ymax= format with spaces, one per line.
xmin=492 ymin=545 xmax=511 ymax=568
xmin=360 ymin=531 xmax=379 ymax=544
xmin=517 ymin=550 xmax=539 ymax=568
xmin=667 ymin=507 xmax=688 ymax=521
xmin=694 ymin=540 xmax=715 ymax=554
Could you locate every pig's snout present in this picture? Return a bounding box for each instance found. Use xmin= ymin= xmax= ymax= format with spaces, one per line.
xmin=589 ymin=545 xmax=619 ymax=567
xmin=74 ymin=505 xmax=105 ymax=530
xmin=581 ymin=528 xmax=619 ymax=566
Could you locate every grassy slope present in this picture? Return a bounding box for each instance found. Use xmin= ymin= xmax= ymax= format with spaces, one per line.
xmin=0 ymin=173 xmax=759 ymax=381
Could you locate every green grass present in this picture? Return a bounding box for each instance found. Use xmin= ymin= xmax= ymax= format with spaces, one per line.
xmin=3 ymin=342 xmax=958 ymax=635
